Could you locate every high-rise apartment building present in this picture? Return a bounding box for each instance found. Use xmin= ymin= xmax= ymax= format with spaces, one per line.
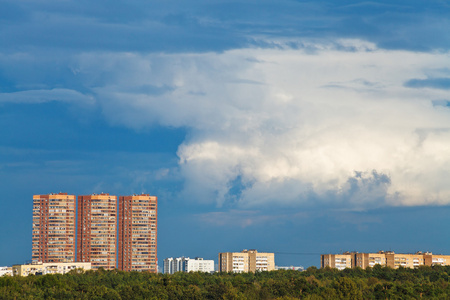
xmin=218 ymin=249 xmax=275 ymax=273
xmin=321 ymin=251 xmax=450 ymax=269
xmin=118 ymin=194 xmax=157 ymax=272
xmin=32 ymin=193 xmax=76 ymax=263
xmin=77 ymin=193 xmax=117 ymax=270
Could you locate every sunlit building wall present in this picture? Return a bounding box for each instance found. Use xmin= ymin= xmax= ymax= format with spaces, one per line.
xmin=322 ymin=251 xmax=450 ymax=269
xmin=118 ymin=194 xmax=158 ymax=272
xmin=32 ymin=193 xmax=76 ymax=263
xmin=219 ymin=249 xmax=275 ymax=273
xmin=13 ymin=262 xmax=91 ymax=276
xmin=77 ymin=193 xmax=117 ymax=270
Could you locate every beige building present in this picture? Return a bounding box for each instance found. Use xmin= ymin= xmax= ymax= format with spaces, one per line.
xmin=321 ymin=253 xmax=353 ymax=270
xmin=424 ymin=253 xmax=450 ymax=266
xmin=118 ymin=194 xmax=158 ymax=272
xmin=219 ymin=249 xmax=275 ymax=272
xmin=354 ymin=252 xmax=388 ymax=269
xmin=32 ymin=193 xmax=76 ymax=263
xmin=13 ymin=262 xmax=91 ymax=276
xmin=77 ymin=193 xmax=117 ymax=270
xmin=321 ymin=251 xmax=450 ymax=269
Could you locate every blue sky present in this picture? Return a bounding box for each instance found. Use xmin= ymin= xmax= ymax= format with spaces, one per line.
xmin=1 ymin=0 xmax=450 ymax=269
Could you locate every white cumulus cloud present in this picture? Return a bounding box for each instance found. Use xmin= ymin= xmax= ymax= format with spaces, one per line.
xmin=71 ymin=39 xmax=450 ymax=208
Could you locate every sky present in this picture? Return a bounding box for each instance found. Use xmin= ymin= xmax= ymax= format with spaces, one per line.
xmin=1 ymin=0 xmax=450 ymax=269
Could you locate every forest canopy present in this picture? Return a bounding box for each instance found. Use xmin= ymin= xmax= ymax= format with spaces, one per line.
xmin=1 ymin=265 xmax=450 ymax=299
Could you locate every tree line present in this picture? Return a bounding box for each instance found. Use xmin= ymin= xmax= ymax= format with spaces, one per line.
xmin=1 ymin=265 xmax=450 ymax=299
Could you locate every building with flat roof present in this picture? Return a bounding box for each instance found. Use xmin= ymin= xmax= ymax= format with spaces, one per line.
xmin=184 ymin=257 xmax=214 ymax=273
xmin=32 ymin=193 xmax=76 ymax=263
xmin=77 ymin=193 xmax=117 ymax=270
xmin=12 ymin=262 xmax=91 ymax=276
xmin=0 ymin=267 xmax=12 ymax=277
xmin=164 ymin=257 xmax=180 ymax=274
xmin=163 ymin=257 xmax=174 ymax=274
xmin=218 ymin=249 xmax=275 ymax=273
xmin=163 ymin=257 xmax=214 ymax=274
xmin=276 ymin=266 xmax=304 ymax=271
xmin=118 ymin=194 xmax=158 ymax=272
xmin=321 ymin=253 xmax=353 ymax=270
xmin=321 ymin=251 xmax=450 ymax=269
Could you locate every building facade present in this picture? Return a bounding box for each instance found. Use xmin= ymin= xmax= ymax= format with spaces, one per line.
xmin=32 ymin=193 xmax=76 ymax=263
xmin=275 ymin=266 xmax=304 ymax=271
xmin=118 ymin=194 xmax=158 ymax=272
xmin=12 ymin=262 xmax=91 ymax=276
xmin=164 ymin=257 xmax=181 ymax=274
xmin=321 ymin=253 xmax=353 ymax=270
xmin=321 ymin=251 xmax=450 ymax=269
xmin=0 ymin=267 xmax=12 ymax=277
xmin=163 ymin=257 xmax=214 ymax=274
xmin=163 ymin=257 xmax=174 ymax=274
xmin=77 ymin=193 xmax=117 ymax=270
xmin=218 ymin=249 xmax=275 ymax=273
xmin=184 ymin=257 xmax=214 ymax=273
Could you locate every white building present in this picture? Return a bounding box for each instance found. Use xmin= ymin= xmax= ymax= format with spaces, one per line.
xmin=0 ymin=267 xmax=12 ymax=277
xmin=163 ymin=257 xmax=174 ymax=274
xmin=164 ymin=257 xmax=214 ymax=274
xmin=163 ymin=257 xmax=184 ymax=274
xmin=275 ymin=266 xmax=304 ymax=271
xmin=184 ymin=257 xmax=214 ymax=273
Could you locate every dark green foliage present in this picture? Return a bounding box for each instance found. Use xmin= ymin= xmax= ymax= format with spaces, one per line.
xmin=2 ymin=266 xmax=450 ymax=299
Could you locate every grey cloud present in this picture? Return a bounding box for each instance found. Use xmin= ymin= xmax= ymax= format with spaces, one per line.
xmin=340 ymin=170 xmax=391 ymax=208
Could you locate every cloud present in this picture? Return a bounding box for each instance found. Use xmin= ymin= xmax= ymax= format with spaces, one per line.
xmin=3 ymin=38 xmax=450 ymax=209
xmin=47 ymin=38 xmax=450 ymax=209
xmin=0 ymin=88 xmax=94 ymax=104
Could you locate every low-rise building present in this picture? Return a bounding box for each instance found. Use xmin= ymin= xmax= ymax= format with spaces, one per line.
xmin=163 ymin=257 xmax=182 ymax=274
xmin=321 ymin=251 xmax=450 ymax=269
xmin=163 ymin=257 xmax=174 ymax=274
xmin=275 ymin=266 xmax=304 ymax=271
xmin=184 ymin=257 xmax=214 ymax=273
xmin=0 ymin=267 xmax=12 ymax=277
xmin=353 ymin=252 xmax=388 ymax=269
xmin=321 ymin=253 xmax=352 ymax=270
xmin=12 ymin=262 xmax=91 ymax=276
xmin=219 ymin=249 xmax=275 ymax=273
xmin=163 ymin=257 xmax=214 ymax=274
